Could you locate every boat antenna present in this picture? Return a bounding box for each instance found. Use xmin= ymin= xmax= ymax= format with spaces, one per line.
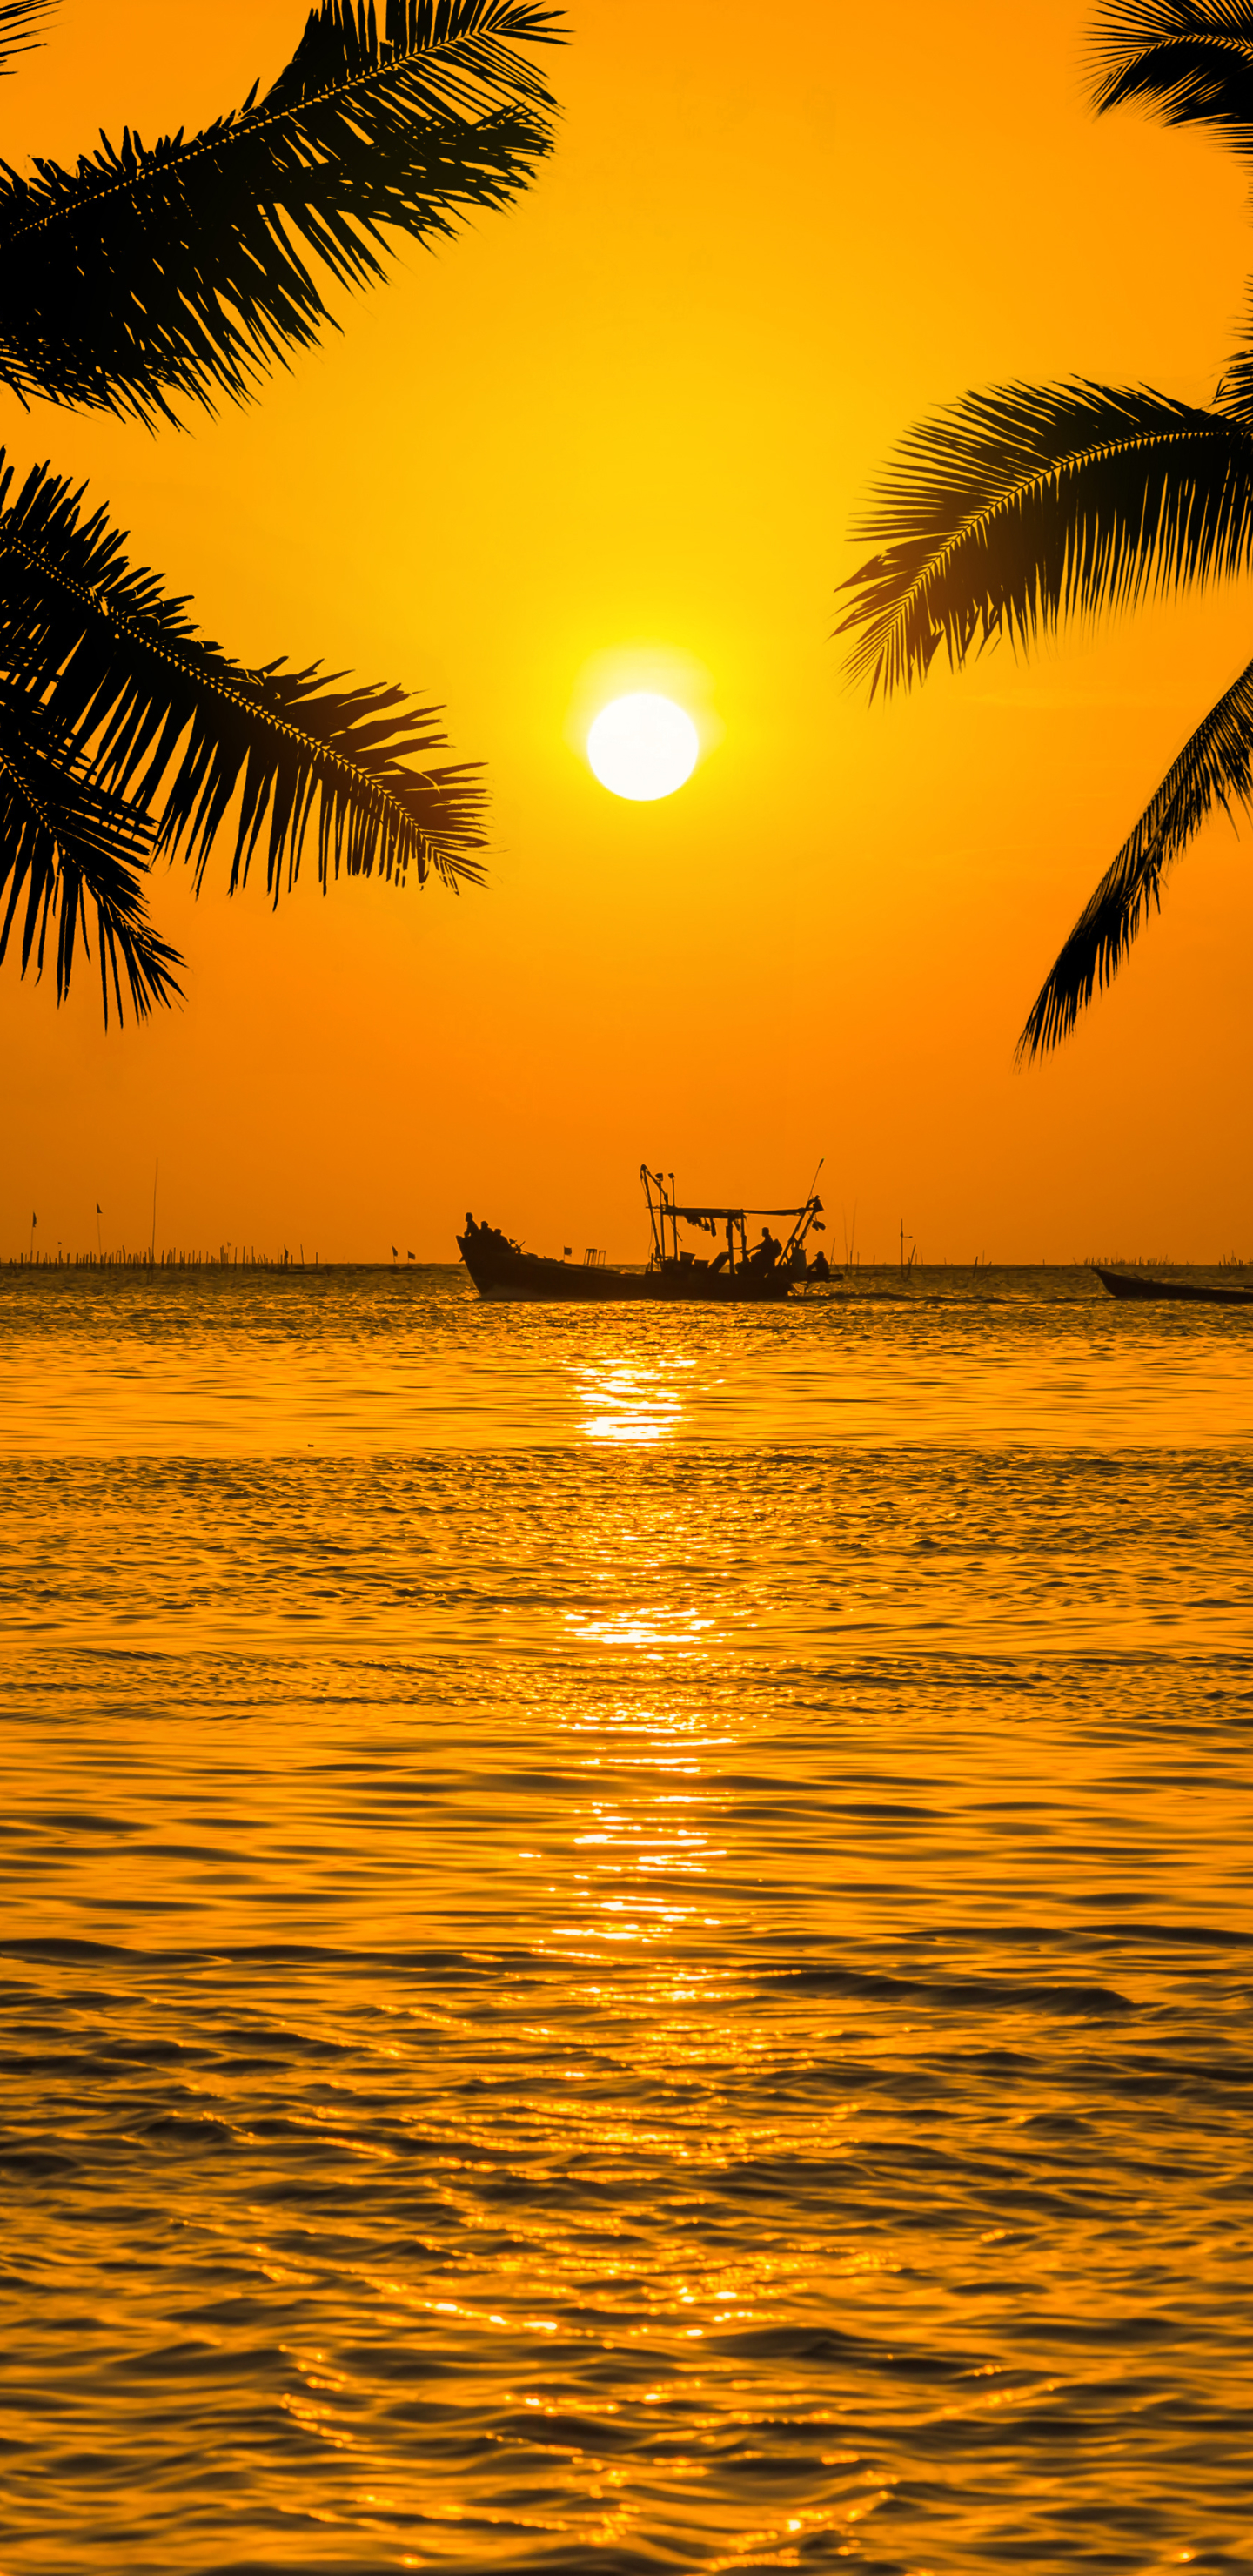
xmin=778 ymin=1156 xmax=827 ymax=1271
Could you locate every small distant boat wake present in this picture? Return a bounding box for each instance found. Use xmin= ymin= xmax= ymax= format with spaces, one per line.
xmin=459 ymin=1165 xmax=830 ymax=1303
xmin=1094 ymin=1265 xmax=1253 ymax=1308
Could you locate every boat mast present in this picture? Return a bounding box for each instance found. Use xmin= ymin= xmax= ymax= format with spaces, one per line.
xmin=640 ymin=1165 xmax=666 ymax=1268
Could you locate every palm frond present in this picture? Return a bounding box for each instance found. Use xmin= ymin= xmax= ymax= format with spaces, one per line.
xmin=1088 ymin=1 xmax=1253 ymax=144
xmin=0 ymin=0 xmax=565 ymax=423
xmin=0 ymin=452 xmax=488 ymax=910
xmin=1018 ymin=647 xmax=1253 ymax=1056
xmin=839 ymin=380 xmax=1253 ymax=699
xmin=1216 ymin=345 xmax=1253 ymax=417
xmin=0 ymin=677 xmax=182 ymax=1022
xmin=0 ymin=2 xmax=52 ymax=74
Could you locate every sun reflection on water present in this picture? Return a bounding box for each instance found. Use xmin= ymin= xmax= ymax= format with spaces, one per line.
xmin=569 ymin=1605 xmax=715 ymax=1653
xmin=547 ymin=1693 xmax=724 ymax=1958
xmin=506 ymin=1450 xmax=827 ymax=2534
xmin=574 ymin=1349 xmax=695 ymax=1443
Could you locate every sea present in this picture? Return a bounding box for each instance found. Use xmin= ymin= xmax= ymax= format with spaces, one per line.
xmin=0 ymin=1264 xmax=1250 ymax=2573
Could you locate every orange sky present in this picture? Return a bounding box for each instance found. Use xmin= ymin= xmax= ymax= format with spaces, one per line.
xmin=3 ymin=0 xmax=1253 ymax=1264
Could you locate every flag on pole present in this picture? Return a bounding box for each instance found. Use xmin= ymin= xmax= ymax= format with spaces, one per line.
xmin=96 ymin=1202 xmax=102 ymax=1215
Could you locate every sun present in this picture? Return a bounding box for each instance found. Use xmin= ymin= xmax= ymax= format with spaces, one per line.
xmin=586 ymin=693 xmax=699 ymax=802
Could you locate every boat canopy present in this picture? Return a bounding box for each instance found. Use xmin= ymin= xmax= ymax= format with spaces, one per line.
xmin=674 ymin=1202 xmax=818 ymax=1222
xmin=640 ymin=1164 xmax=826 ymax=1274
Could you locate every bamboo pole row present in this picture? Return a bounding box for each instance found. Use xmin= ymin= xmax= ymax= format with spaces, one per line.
xmin=8 ymin=1248 xmax=315 ymax=1268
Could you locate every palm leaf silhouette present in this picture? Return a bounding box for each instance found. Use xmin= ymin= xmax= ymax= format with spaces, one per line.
xmin=1089 ymin=1 xmax=1253 ymax=143
xmin=0 ymin=456 xmax=488 ymax=911
xmin=0 ymin=677 xmax=181 ymax=1024
xmin=0 ymin=0 xmax=564 ymax=1022
xmin=1019 ymin=651 xmax=1253 ymax=1054
xmin=0 ymin=0 xmax=563 ymax=425
xmin=0 ymin=3 xmax=52 ymax=74
xmin=841 ymin=0 xmax=1253 ymax=1051
xmin=839 ymin=382 xmax=1253 ymax=700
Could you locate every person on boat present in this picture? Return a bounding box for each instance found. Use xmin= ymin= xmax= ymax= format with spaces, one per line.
xmin=747 ymin=1224 xmax=782 ymax=1275
xmin=809 ymin=1245 xmax=830 ymax=1282
xmin=466 ymin=1214 xmax=516 ymax=1258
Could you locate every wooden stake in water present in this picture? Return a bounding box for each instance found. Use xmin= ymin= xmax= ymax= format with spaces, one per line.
xmin=151 ymin=1163 xmax=158 ymax=1266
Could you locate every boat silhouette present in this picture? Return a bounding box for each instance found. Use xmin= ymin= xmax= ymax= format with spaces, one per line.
xmin=459 ymin=1165 xmax=827 ymax=1303
xmin=1095 ymin=1265 xmax=1253 ymax=1308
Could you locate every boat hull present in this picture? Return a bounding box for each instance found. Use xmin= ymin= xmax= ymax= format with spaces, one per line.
xmin=1094 ymin=1265 xmax=1253 ymax=1307
xmin=458 ymin=1234 xmax=794 ymax=1303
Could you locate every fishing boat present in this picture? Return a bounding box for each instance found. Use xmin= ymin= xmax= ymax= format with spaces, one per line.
xmin=1094 ymin=1265 xmax=1253 ymax=1308
xmin=458 ymin=1165 xmax=828 ymax=1303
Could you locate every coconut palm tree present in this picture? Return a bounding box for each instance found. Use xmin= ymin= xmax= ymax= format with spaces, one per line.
xmin=0 ymin=0 xmax=562 ymax=1022
xmin=839 ymin=0 xmax=1253 ymax=1059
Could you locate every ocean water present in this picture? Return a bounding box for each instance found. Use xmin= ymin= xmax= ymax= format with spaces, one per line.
xmin=1 ymin=1266 xmax=1250 ymax=2573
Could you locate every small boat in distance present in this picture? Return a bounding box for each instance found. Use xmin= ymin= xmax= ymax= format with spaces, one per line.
xmin=458 ymin=1165 xmax=828 ymax=1303
xmin=1094 ymin=1265 xmax=1253 ymax=1308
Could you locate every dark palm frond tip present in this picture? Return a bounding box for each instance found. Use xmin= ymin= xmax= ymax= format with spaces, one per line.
xmin=0 ymin=680 xmax=183 ymax=1025
xmin=838 ymin=379 xmax=1253 ymax=700
xmin=1214 ymin=276 xmax=1253 ymax=416
xmin=1017 ymin=645 xmax=1253 ymax=1057
xmin=0 ymin=0 xmax=566 ymax=423
xmin=0 ymin=1 xmax=52 ymax=75
xmin=1088 ymin=1 xmax=1253 ymax=144
xmin=0 ymin=453 xmax=486 ymax=1018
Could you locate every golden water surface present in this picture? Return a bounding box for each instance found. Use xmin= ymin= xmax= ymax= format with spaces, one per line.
xmin=0 ymin=1268 xmax=1249 ymax=2571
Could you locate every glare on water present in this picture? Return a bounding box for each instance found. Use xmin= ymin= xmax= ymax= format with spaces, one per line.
xmin=3 ymin=1261 xmax=1253 ymax=1453
xmin=0 ymin=1266 xmax=1249 ymax=2571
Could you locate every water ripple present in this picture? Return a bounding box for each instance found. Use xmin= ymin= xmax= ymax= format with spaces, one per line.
xmin=0 ymin=1278 xmax=1249 ymax=2568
